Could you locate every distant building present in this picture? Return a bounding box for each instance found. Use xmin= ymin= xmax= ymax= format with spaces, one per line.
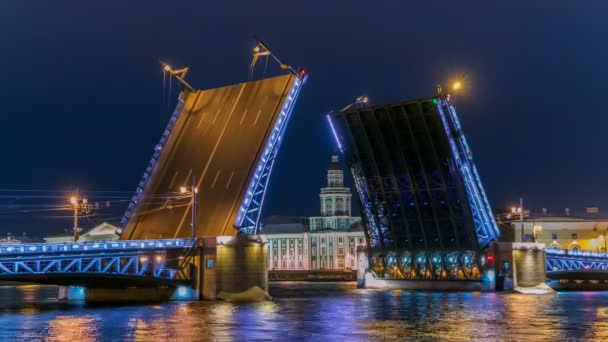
xmin=0 ymin=232 xmax=39 ymax=244
xmin=261 ymin=154 xmax=366 ymax=271
xmin=43 ymin=222 xmax=119 ymax=243
xmin=506 ymin=207 xmax=608 ymax=251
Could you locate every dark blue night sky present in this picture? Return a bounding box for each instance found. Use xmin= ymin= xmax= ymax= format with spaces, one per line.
xmin=0 ymin=1 xmax=607 ymax=235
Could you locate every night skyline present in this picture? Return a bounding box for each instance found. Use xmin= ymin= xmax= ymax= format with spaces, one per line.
xmin=1 ymin=1 xmax=607 ymax=235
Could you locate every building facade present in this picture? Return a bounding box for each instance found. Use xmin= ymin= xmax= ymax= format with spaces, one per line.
xmin=262 ymin=154 xmax=366 ymax=271
xmin=505 ymin=207 xmax=608 ymax=251
xmin=43 ymin=222 xmax=120 ymax=243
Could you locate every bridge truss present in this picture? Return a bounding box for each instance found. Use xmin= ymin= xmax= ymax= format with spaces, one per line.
xmin=0 ymin=239 xmax=194 ymax=285
xmin=546 ymin=249 xmax=608 ymax=272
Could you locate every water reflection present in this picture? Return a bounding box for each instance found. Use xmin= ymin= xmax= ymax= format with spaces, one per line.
xmin=0 ymin=283 xmax=607 ymax=340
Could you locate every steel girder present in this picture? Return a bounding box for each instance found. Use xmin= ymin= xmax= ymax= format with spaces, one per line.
xmin=0 ymin=239 xmax=195 ymax=282
xmin=436 ymin=100 xmax=500 ymax=247
xmin=235 ymin=75 xmax=307 ymax=234
xmin=0 ymin=252 xmax=177 ymax=280
xmin=546 ymin=249 xmax=608 ymax=272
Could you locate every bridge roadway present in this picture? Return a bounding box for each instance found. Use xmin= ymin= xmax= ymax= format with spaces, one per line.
xmin=0 ymin=239 xmax=194 ymax=287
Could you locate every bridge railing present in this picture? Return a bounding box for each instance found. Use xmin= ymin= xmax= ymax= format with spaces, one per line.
xmin=0 ymin=239 xmax=194 ymax=256
xmin=545 ymin=248 xmax=608 ymax=259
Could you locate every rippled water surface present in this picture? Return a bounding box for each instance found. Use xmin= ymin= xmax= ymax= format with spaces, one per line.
xmin=1 ymin=282 xmax=608 ymax=341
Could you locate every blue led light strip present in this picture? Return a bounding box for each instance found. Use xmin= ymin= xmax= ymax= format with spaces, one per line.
xmin=327 ymin=115 xmax=343 ymax=152
xmin=436 ymin=99 xmax=500 ymax=247
xmin=351 ymin=166 xmax=381 ymax=248
xmin=0 ymin=238 xmax=193 ymax=256
xmin=235 ymin=75 xmax=307 ymax=234
xmin=546 ymin=253 xmax=608 ymax=272
xmin=118 ymin=96 xmax=186 ymax=235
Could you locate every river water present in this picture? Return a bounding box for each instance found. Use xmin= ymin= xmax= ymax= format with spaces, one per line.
xmin=0 ymin=282 xmax=607 ymax=341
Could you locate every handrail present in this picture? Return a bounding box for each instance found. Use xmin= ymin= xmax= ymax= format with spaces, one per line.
xmin=0 ymin=238 xmax=194 ymax=256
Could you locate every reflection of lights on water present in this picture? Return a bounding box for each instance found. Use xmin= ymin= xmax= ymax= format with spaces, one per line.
xmin=47 ymin=316 xmax=99 ymax=340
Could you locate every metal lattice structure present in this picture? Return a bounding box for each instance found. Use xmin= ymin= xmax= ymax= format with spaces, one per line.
xmin=328 ymin=96 xmax=499 ymax=280
xmin=0 ymin=239 xmax=193 ymax=284
xmin=436 ymin=99 xmax=499 ymax=247
xmin=546 ymin=249 xmax=608 ymax=272
xmin=234 ymin=75 xmax=307 ymax=234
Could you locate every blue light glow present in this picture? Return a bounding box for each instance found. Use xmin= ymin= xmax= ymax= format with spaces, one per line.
xmin=234 ymin=74 xmax=307 ymax=234
xmin=171 ymin=285 xmax=193 ymax=300
xmin=327 ymin=115 xmax=343 ymax=152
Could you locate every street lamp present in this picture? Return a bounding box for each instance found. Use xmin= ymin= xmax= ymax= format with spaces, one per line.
xmin=510 ymin=198 xmax=525 ymax=242
xmin=180 ymin=176 xmax=199 ymax=239
xmin=68 ymin=193 xmax=91 ymax=242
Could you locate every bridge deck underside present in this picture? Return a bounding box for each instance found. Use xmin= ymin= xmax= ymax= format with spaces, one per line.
xmin=122 ymin=74 xmax=295 ymax=239
xmin=330 ymin=99 xmax=479 ymax=254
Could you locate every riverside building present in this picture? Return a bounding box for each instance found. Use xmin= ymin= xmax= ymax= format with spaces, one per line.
xmin=261 ymin=154 xmax=366 ymax=271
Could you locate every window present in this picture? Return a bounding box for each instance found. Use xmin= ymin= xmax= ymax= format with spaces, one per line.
xmin=358 ymin=237 xmax=364 ymax=244
xmin=350 ymin=237 xmax=355 ymax=244
xmin=298 ymin=261 xmax=303 ymax=269
xmin=338 ymin=237 xmax=343 ymax=244
xmin=321 ymin=238 xmax=325 ymax=244
xmin=321 ymin=247 xmax=326 ymax=255
xmin=273 ymin=260 xmax=278 ymax=269
xmin=351 ymin=259 xmax=355 ymax=267
xmin=336 ymin=198 xmax=344 ymax=212
xmin=324 ymin=198 xmax=332 ymax=213
xmin=338 ymin=260 xmax=344 ymax=269
xmin=338 ymin=248 xmax=344 ymax=255
xmin=281 ymin=261 xmax=286 ymax=269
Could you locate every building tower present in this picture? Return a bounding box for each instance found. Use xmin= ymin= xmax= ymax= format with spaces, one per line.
xmin=310 ymin=154 xmax=353 ymax=231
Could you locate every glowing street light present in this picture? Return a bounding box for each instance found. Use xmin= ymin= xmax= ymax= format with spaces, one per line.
xmin=452 ymin=81 xmax=462 ymax=91
xmin=179 ymin=176 xmax=199 ymax=239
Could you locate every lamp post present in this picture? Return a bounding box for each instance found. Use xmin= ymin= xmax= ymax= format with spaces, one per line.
xmin=510 ymin=199 xmax=525 ymax=242
xmin=180 ymin=176 xmax=198 ymax=239
xmin=69 ymin=193 xmax=91 ymax=242
xmin=533 ymin=224 xmax=542 ymax=243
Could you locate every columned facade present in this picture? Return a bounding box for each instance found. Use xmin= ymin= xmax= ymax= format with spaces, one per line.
xmin=262 ymin=154 xmax=365 ymax=271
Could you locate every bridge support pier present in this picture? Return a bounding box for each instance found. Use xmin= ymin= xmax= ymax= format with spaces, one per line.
xmin=492 ymin=242 xmax=553 ymax=294
xmin=197 ymin=235 xmax=268 ymax=301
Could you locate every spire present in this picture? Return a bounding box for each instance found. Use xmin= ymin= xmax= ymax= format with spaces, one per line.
xmin=329 ymin=153 xmax=341 ymax=171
